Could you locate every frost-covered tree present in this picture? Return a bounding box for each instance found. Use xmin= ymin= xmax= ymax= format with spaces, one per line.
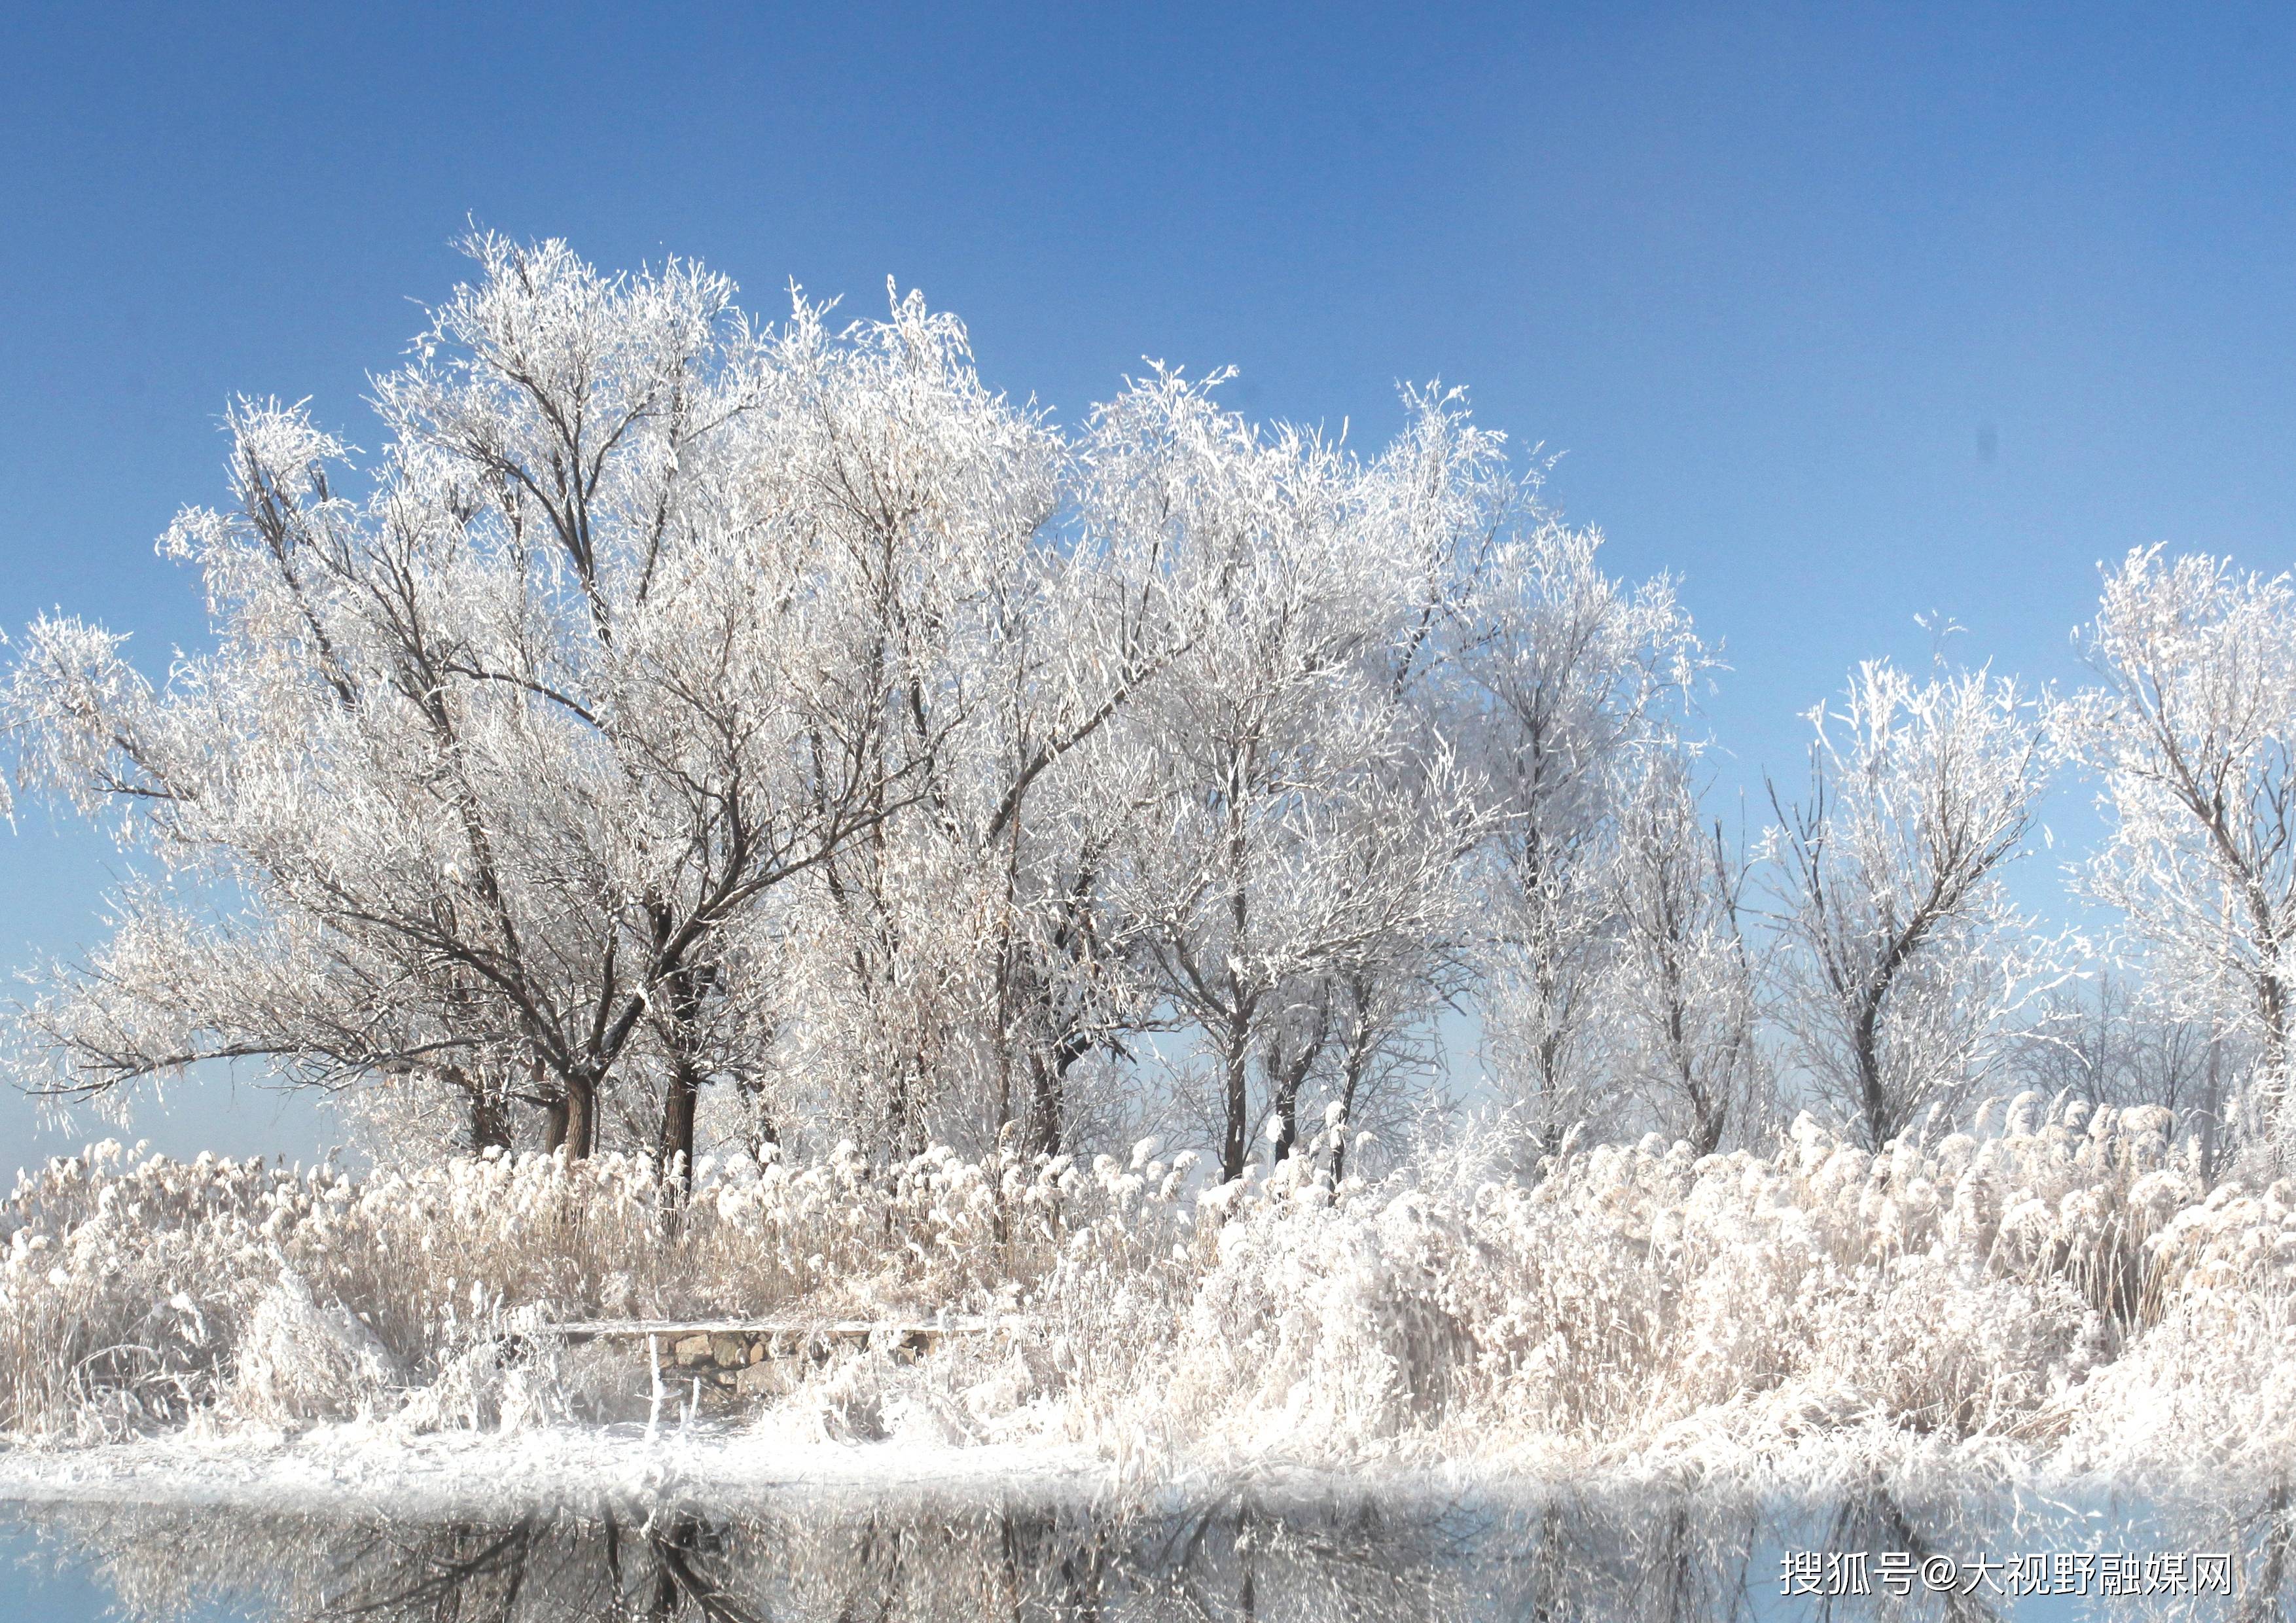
xmin=0 ymin=232 xmax=1785 ymax=1184
xmin=1606 ymin=750 xmax=1764 ymax=1155
xmin=2058 ymin=548 xmax=2296 ymax=1109
xmin=1766 ymin=661 xmax=2054 ymax=1149
xmin=783 ymin=368 xmax=1212 ymax=1160
xmin=1298 ymin=387 xmax=1523 ymax=1172
xmin=1461 ymin=524 xmax=1706 ymax=1146
xmin=0 ymin=236 xmax=1066 ymax=1172
xmin=1107 ymin=379 xmax=1500 ymax=1181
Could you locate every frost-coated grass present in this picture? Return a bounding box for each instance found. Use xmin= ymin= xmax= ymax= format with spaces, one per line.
xmin=2 ymin=1097 xmax=2289 ymax=1488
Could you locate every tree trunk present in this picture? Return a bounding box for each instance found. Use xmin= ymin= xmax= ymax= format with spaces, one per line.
xmin=468 ymin=1083 xmax=513 ymax=1154
xmin=734 ymin=1074 xmax=778 ymax=1169
xmin=2262 ymin=967 xmax=2289 ymax=1114
xmin=1689 ymin=1095 xmax=1723 ymax=1158
xmin=1268 ymin=1079 xmax=1302 ymax=1166
xmin=445 ymin=1064 xmax=512 ymax=1154
xmin=1854 ymin=990 xmax=1893 ymax=1150
xmin=1266 ymin=992 xmax=1332 ymax=1166
xmin=1025 ymin=1025 xmax=1096 ymax=1158
xmin=2198 ymin=1037 xmax=2224 ymax=1186
xmin=1683 ymin=1062 xmax=1724 ymax=1158
xmin=1027 ymin=1052 xmax=1062 ymax=1157
xmin=658 ymin=1060 xmax=700 ymax=1189
xmin=1221 ymin=1036 xmax=1251 ymax=1183
xmin=563 ymin=1069 xmax=598 ymax=1160
xmin=651 ymin=963 xmax=713 ymax=1190
xmin=1331 ymin=1046 xmax=1367 ymax=1184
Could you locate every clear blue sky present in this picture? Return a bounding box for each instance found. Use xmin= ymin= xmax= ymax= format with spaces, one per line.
xmin=3 ymin=2 xmax=2291 ymax=1172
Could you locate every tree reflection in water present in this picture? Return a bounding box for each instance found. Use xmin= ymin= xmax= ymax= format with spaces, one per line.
xmin=8 ymin=1482 xmax=2295 ymax=1621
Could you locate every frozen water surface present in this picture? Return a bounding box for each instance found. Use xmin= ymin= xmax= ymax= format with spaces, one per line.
xmin=0 ymin=1476 xmax=2282 ymax=1620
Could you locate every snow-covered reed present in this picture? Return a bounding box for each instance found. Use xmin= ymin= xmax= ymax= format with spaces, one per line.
xmin=0 ymin=1137 xmax=1170 ymax=1440
xmin=3 ymin=1096 xmax=2290 ymax=1485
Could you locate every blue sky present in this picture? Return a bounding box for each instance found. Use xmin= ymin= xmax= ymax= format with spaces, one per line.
xmin=2 ymin=2 xmax=2291 ymax=1173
